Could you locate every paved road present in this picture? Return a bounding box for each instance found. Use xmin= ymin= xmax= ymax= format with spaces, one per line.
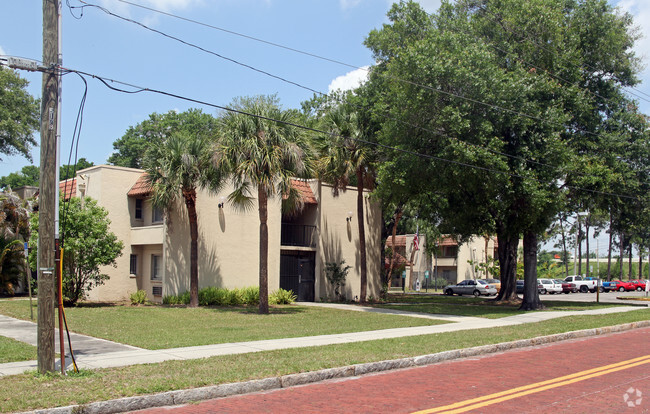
xmin=134 ymin=327 xmax=650 ymax=414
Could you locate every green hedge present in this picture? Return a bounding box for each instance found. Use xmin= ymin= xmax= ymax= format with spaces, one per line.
xmin=163 ymin=286 xmax=294 ymax=306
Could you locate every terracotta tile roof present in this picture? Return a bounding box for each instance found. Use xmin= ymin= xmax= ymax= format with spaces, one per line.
xmin=439 ymin=236 xmax=458 ymax=246
xmin=59 ymin=179 xmax=76 ymax=200
xmin=384 ymin=252 xmax=411 ymax=268
xmin=385 ymin=235 xmax=407 ymax=248
xmin=291 ymin=179 xmax=317 ymax=205
xmin=128 ymin=173 xmax=152 ymax=197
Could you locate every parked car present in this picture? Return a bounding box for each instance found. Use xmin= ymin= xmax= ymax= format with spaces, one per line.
xmin=516 ymin=280 xmax=544 ymax=295
xmin=485 ymin=278 xmax=501 ymax=293
xmin=516 ymin=280 xmax=524 ymax=294
xmin=444 ymin=279 xmax=497 ymax=297
xmin=629 ymin=280 xmax=647 ymax=291
xmin=564 ymin=275 xmax=598 ymax=293
xmin=538 ymin=279 xmax=562 ymax=294
xmin=554 ymin=279 xmax=577 ymax=294
xmin=602 ymin=280 xmax=637 ymax=292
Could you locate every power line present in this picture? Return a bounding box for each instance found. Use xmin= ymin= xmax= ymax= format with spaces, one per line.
xmin=109 ymin=0 xmax=361 ymax=71
xmin=70 ymin=0 xmax=646 ymax=180
xmin=63 ymin=66 xmax=642 ymax=201
xmin=66 ymin=1 xmax=582 ymax=175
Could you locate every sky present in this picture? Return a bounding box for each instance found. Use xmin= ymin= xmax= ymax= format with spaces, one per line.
xmin=1 ymin=0 xmax=649 ymax=255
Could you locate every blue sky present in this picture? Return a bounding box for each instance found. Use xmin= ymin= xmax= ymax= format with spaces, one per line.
xmin=1 ymin=0 xmax=648 ymax=177
xmin=1 ymin=0 xmax=648 ymax=256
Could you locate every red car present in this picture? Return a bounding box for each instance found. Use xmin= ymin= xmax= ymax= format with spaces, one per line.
xmin=629 ymin=280 xmax=647 ymax=291
xmin=607 ymin=280 xmax=636 ymax=292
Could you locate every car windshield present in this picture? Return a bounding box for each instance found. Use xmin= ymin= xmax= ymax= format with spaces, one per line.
xmin=477 ymin=280 xmax=487 ymax=285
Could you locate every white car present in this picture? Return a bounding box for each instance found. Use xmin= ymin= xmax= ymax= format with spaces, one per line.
xmin=538 ymin=279 xmax=562 ymax=294
xmin=444 ymin=279 xmax=498 ymax=297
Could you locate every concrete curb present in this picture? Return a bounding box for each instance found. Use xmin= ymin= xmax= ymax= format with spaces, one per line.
xmin=28 ymin=320 xmax=650 ymax=414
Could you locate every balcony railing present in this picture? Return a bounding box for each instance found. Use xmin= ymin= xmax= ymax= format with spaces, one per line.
xmin=281 ymin=223 xmax=317 ymax=248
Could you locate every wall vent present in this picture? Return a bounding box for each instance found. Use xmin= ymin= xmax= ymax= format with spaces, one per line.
xmin=152 ymin=286 xmax=162 ymax=296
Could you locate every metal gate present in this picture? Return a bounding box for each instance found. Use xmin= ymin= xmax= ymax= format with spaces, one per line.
xmin=280 ymin=251 xmax=315 ymax=302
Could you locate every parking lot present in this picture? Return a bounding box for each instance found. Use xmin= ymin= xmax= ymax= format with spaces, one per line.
xmin=537 ymin=289 xmax=650 ymax=305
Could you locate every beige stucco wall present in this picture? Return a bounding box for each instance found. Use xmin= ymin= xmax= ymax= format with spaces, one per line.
xmin=314 ymin=181 xmax=382 ymax=301
xmin=163 ymin=183 xmax=282 ymax=297
xmin=75 ymin=165 xmax=144 ymax=302
xmin=68 ymin=166 xmax=381 ymax=303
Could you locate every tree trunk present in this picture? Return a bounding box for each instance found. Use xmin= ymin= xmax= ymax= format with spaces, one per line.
xmin=577 ymin=221 xmax=583 ymax=276
xmin=520 ymin=230 xmax=543 ymax=311
xmin=494 ymin=229 xmax=519 ymax=302
xmin=408 ymin=237 xmax=417 ymax=290
xmin=258 ymin=186 xmax=269 ymax=314
xmin=639 ymin=248 xmax=643 ymax=279
xmin=628 ymin=244 xmax=633 ymax=281
xmin=619 ymin=234 xmax=624 ymax=279
xmin=356 ymin=169 xmax=367 ymax=303
xmin=386 ymin=208 xmax=403 ymax=290
xmin=607 ymin=213 xmax=612 ymax=281
xmin=560 ymin=215 xmax=569 ymax=276
xmin=184 ymin=188 xmax=199 ymax=308
xmin=484 ymin=235 xmax=489 ymax=278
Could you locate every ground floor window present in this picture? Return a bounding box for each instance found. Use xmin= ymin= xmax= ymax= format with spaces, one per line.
xmin=130 ymin=254 xmax=137 ymax=275
xmin=151 ymin=254 xmax=162 ymax=281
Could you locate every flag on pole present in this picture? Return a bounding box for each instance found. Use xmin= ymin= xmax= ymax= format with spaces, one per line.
xmin=413 ymin=227 xmax=420 ymax=251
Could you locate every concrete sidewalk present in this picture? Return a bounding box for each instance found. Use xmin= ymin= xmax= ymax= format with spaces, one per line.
xmin=0 ymin=303 xmax=646 ymax=377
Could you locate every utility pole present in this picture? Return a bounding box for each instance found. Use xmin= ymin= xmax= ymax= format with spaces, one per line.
xmin=37 ymin=0 xmax=61 ymax=374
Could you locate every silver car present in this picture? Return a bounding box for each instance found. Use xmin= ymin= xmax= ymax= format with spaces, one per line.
xmin=444 ymin=279 xmax=497 ymax=297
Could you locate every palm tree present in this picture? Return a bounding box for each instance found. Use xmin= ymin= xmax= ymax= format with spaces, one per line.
xmin=317 ymin=103 xmax=373 ymax=302
xmin=0 ymin=191 xmax=31 ymax=295
xmin=144 ymin=132 xmax=224 ymax=307
xmin=216 ymin=95 xmax=312 ymax=314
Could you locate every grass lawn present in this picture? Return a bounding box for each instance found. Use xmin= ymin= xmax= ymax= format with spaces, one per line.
xmin=0 ymin=301 xmax=448 ymax=350
xmin=1 ymin=308 xmax=648 ymax=413
xmin=377 ymin=293 xmax=629 ymax=319
xmin=0 ymin=336 xmax=36 ymax=363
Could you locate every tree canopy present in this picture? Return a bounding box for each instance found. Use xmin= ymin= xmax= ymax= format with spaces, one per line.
xmin=0 ymin=68 xmax=39 ymax=161
xmin=362 ymin=0 xmax=643 ymax=308
xmin=29 ymin=197 xmax=124 ymax=305
xmin=108 ymin=109 xmax=219 ymax=168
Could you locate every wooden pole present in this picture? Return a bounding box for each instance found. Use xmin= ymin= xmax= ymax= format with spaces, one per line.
xmin=37 ymin=0 xmax=60 ymax=374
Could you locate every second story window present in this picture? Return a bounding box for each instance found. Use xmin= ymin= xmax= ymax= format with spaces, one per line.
xmin=442 ymin=245 xmax=458 ymax=258
xmin=152 ymin=206 xmax=163 ymax=223
xmin=135 ymin=199 xmax=143 ymax=220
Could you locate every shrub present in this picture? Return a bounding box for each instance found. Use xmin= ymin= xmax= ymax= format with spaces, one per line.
xmin=325 ymin=261 xmax=351 ymax=301
xmin=162 ymin=291 xmax=190 ymax=305
xmin=227 ymin=288 xmax=244 ymax=305
xmin=130 ymin=289 xmax=147 ymax=305
xmin=240 ymin=286 xmax=259 ymax=305
xmin=199 ymin=287 xmax=228 ymax=306
xmin=165 ymin=286 xmax=264 ymax=306
xmin=270 ymin=288 xmax=296 ymax=304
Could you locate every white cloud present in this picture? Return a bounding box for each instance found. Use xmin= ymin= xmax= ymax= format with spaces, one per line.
xmin=328 ymin=66 xmax=369 ymax=94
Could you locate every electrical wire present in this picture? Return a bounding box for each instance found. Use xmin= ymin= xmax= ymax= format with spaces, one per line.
xmin=63 ymin=66 xmax=643 ymax=201
xmin=59 ymin=70 xmax=88 ymax=250
xmin=67 ymin=0 xmax=643 ymax=180
xmin=61 ymin=1 xmax=569 ymax=178
xmin=57 ymin=69 xmax=88 ymax=375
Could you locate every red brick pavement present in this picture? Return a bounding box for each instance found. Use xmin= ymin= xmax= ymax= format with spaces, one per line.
xmin=134 ymin=327 xmax=650 ymax=413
